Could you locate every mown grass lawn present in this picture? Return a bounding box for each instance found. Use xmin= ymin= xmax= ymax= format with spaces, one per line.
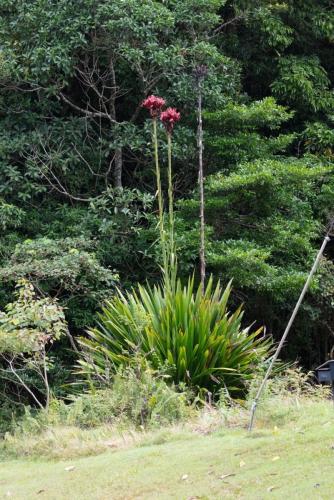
xmin=1 ymin=399 xmax=334 ymax=499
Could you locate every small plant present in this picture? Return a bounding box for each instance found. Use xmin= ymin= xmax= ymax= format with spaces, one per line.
xmin=0 ymin=279 xmax=68 ymax=409
xmin=79 ymin=277 xmax=271 ymax=395
xmin=260 ymin=366 xmax=331 ymax=401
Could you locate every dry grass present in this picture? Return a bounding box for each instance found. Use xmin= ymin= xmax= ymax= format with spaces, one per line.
xmin=0 ymin=386 xmax=330 ymax=461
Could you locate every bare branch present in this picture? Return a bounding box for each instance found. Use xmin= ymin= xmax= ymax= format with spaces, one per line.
xmin=5 ymin=356 xmax=44 ymax=409
xmin=59 ymin=92 xmax=115 ymax=122
xmin=210 ymin=14 xmax=246 ymax=38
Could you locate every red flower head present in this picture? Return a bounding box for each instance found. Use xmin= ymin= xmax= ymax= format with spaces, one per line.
xmin=141 ymin=95 xmax=166 ymax=118
xmin=160 ymin=107 xmax=181 ymax=134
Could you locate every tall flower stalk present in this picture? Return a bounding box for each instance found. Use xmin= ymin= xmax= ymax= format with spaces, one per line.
xmin=161 ymin=107 xmax=181 ymax=288
xmin=142 ymin=96 xmax=169 ymax=280
xmin=152 ymin=116 xmax=169 ymax=276
xmin=167 ymin=132 xmax=174 ymax=259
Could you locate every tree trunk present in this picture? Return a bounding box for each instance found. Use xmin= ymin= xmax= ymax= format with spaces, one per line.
xmin=198 ymin=85 xmax=206 ymax=291
xmin=108 ymin=56 xmax=122 ymax=189
xmin=114 ymin=147 xmax=123 ymax=188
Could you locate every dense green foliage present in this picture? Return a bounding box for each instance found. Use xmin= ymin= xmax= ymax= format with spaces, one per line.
xmin=0 ymin=0 xmax=333 ymax=409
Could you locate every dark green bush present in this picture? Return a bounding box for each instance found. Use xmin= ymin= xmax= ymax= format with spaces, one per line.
xmin=79 ymin=277 xmax=272 ymax=395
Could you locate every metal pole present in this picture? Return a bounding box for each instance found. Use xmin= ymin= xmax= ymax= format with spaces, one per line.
xmin=248 ymin=234 xmax=330 ymax=432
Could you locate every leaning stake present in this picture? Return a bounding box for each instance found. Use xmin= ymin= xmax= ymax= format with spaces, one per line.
xmin=248 ymin=232 xmax=331 ymax=432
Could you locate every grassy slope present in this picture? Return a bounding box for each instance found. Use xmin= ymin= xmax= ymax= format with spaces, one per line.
xmin=2 ymin=400 xmax=334 ymax=499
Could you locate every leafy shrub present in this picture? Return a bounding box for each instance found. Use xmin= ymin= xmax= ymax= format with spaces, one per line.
xmin=66 ymin=365 xmax=191 ymax=428
xmin=0 ymin=279 xmax=68 ymax=409
xmin=79 ymin=277 xmax=271 ymax=395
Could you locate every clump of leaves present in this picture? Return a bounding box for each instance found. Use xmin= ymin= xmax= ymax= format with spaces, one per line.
xmin=79 ymin=277 xmax=271 ymax=395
